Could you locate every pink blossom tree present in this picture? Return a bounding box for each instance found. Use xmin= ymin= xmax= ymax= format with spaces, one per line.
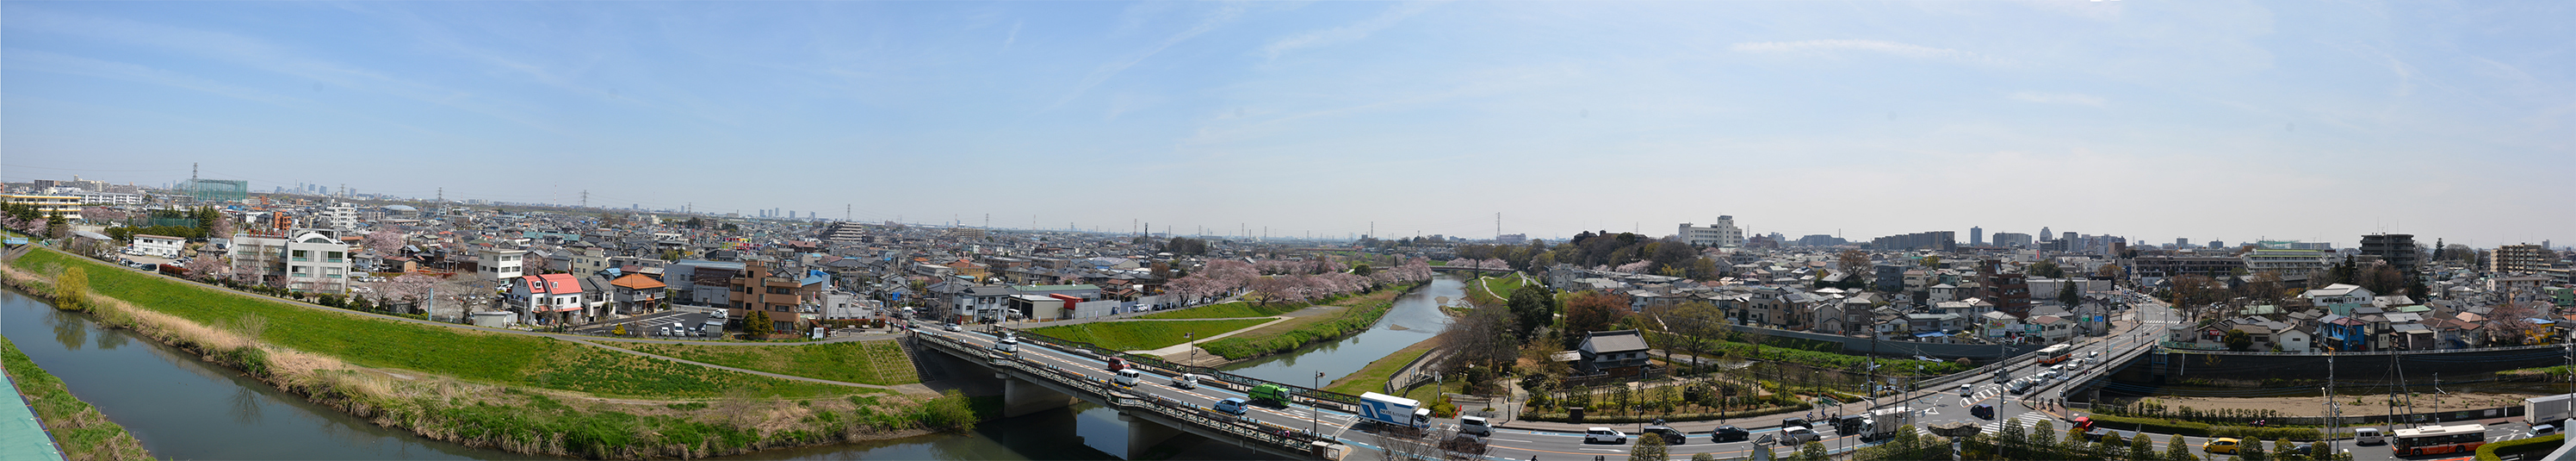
xmin=1616 ymin=260 xmax=1654 ymax=273
xmin=81 ymin=207 xmax=129 ymax=224
xmin=362 ymin=230 xmax=406 ymax=256
xmin=183 ymin=255 xmax=229 ymax=279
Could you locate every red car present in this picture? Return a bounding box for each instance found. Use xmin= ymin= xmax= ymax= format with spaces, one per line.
xmin=1107 ymin=358 xmax=1131 ymax=371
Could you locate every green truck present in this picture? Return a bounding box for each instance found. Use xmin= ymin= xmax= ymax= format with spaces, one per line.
xmin=1249 ymin=383 xmax=1292 ymax=406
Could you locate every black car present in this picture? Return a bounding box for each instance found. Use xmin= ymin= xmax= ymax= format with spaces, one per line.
xmin=1828 ymin=415 xmax=1869 ymax=433
xmin=1780 ymin=417 xmax=1812 ymax=429
xmin=1712 ymin=426 xmax=1749 ymax=443
xmin=1971 ymin=404 xmax=1997 ymax=420
xmin=1641 ymin=426 xmax=1687 ymax=445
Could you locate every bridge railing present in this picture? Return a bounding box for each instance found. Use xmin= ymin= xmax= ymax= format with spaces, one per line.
xmin=991 ymin=326 xmax=1365 ymax=414
xmin=913 ymin=332 xmax=1329 ymax=457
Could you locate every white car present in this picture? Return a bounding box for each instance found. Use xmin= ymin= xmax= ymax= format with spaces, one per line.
xmin=1585 ymin=427 xmax=1626 ymax=444
xmin=1171 ymin=373 xmax=1198 ymax=389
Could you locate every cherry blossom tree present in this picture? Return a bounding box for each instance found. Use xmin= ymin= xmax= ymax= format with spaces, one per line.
xmin=81 ymin=207 xmax=129 ymax=224
xmin=1616 ymin=260 xmax=1655 ymax=273
xmin=362 ymin=230 xmax=406 ymax=256
xmin=368 ymin=274 xmax=440 ymax=310
xmin=183 ymin=255 xmax=229 ymax=279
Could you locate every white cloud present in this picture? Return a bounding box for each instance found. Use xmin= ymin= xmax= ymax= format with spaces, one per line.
xmin=1262 ymin=1 xmax=1441 ymax=60
xmin=1729 ymin=39 xmax=1995 ymax=64
xmin=2008 ymin=91 xmax=2108 ymax=107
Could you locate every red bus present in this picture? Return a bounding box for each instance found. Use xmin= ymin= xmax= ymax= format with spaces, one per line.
xmin=2391 ymin=423 xmax=2486 ymax=457
xmin=2034 ymin=345 xmax=2074 ymax=365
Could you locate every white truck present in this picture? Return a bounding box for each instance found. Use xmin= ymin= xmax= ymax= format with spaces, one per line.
xmin=1863 ymin=406 xmax=1916 ymax=440
xmin=1359 ymin=392 xmax=1433 ymax=431
xmin=2525 ymin=394 xmax=2573 ymax=426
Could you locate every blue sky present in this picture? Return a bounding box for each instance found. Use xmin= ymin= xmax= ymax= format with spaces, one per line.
xmin=6 ymin=1 xmax=2569 ymax=248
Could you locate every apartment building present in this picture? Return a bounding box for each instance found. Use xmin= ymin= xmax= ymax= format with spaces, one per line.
xmin=2 ymin=195 xmax=83 ymax=221
xmin=1678 ymin=216 xmax=1745 ymax=247
xmin=230 ymin=228 xmax=352 ymax=294
xmin=2493 ymin=244 xmax=2553 ymax=274
xmin=478 ymin=248 xmax=528 ymax=281
xmin=2243 ymin=248 xmax=2330 ymax=278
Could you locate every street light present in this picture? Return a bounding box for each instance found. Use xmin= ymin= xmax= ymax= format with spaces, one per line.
xmin=1186 ymin=332 xmax=1197 ymax=366
xmin=1313 ymin=371 xmax=1324 ymax=436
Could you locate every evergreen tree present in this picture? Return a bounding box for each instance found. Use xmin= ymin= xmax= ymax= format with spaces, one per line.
xmin=1798 ymin=441 xmax=1826 ymax=461
xmin=1629 ymin=428 xmax=1669 ymax=461
xmin=2164 ymin=434 xmax=2198 ymax=461
xmin=746 ymin=310 xmax=774 ymax=336
xmin=2237 ymin=437 xmax=2267 ymax=461
xmin=2130 ymin=433 xmax=2157 ymax=459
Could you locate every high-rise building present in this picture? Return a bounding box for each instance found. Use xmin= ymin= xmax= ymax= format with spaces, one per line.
xmin=1869 ymin=231 xmax=1956 ymax=251
xmin=2041 ymin=227 xmax=2053 ymax=241
xmin=1971 ymin=227 xmax=1985 ymax=246
xmin=2359 ymin=234 xmax=2419 ymax=274
xmin=2177 ymin=238 xmax=2190 ymax=249
xmin=1677 ymin=216 xmax=1744 ymax=247
xmin=2493 ymin=244 xmax=2551 ymax=274
xmin=1992 ymin=233 xmax=2034 ymax=248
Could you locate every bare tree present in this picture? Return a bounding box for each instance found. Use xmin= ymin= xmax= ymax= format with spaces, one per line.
xmin=1837 ymin=250 xmax=1871 ymax=286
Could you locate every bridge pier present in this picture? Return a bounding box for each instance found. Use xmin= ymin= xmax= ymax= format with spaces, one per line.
xmin=1120 ymin=411 xmax=1186 ymax=460
xmin=1000 ymin=374 xmax=1074 ymax=418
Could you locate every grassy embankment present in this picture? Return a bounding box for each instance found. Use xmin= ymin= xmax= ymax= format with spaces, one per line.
xmin=1026 ymin=318 xmax=1274 ymax=352
xmin=4 ymin=248 xmax=971 ymax=459
xmin=1322 ymin=339 xmax=1440 ymax=395
xmin=0 ymin=336 xmax=153 ymax=461
xmin=607 ymin=340 xmax=920 ymax=386
xmin=1134 ymin=302 xmax=1307 ymax=320
xmin=1199 ymin=283 xmax=1422 ymax=360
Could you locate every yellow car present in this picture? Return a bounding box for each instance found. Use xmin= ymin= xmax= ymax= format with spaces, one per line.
xmin=2203 ymin=438 xmax=2241 ymax=454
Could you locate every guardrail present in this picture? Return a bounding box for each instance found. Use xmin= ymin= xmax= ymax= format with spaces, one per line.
xmin=2155 ymin=343 xmax=2570 ymax=357
xmin=989 ymin=326 xmax=1365 ymax=414
xmin=912 ymin=332 xmax=1328 ymax=457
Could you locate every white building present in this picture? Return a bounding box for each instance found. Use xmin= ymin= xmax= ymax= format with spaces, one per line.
xmin=478 ymin=248 xmax=528 ymax=281
xmin=1678 ymin=215 xmax=1745 ymax=247
xmin=1 ymin=195 xmax=83 ymax=221
xmin=69 ymin=190 xmax=144 ymax=206
xmin=127 ymin=234 xmax=185 ymax=259
xmin=321 ymin=202 xmax=359 ymax=231
xmin=229 ymin=228 xmax=352 ymax=294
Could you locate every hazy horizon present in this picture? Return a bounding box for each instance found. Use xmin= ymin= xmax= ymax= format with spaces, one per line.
xmin=7 ymin=1 xmax=2568 ymax=249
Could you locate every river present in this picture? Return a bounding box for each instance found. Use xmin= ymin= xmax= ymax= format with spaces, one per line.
xmin=0 ymin=275 xmax=1464 ymax=460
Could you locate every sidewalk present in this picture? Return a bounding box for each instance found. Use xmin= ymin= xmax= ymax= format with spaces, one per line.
xmin=0 ymin=364 xmax=65 ymax=461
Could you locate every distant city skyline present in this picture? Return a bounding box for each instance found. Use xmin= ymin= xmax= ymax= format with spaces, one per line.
xmin=7 ymin=1 xmax=2568 ymax=247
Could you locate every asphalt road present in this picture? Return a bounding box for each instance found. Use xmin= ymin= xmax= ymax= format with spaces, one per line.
xmin=921 ymin=290 xmax=2542 ymax=461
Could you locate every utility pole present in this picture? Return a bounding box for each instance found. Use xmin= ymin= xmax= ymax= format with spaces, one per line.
xmin=580 ymin=190 xmax=588 ymax=209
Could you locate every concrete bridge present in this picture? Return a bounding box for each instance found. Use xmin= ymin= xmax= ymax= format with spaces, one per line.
xmin=912 ymin=328 xmax=1361 ymax=460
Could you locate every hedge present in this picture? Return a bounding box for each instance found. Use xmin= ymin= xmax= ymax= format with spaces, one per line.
xmin=2081 ymin=414 xmax=2329 ymax=440
xmin=2476 ymin=433 xmax=2563 ymax=461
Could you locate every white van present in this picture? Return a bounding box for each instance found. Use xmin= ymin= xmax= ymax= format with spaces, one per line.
xmin=994 ymin=335 xmax=1019 ymax=353
xmin=1171 ymin=373 xmax=1198 ymax=389
xmin=1459 ymin=415 xmax=1493 ymax=436
xmin=1584 ymin=427 xmax=1625 ymax=444
xmin=1112 ymin=369 xmax=1142 ymax=387
xmin=2354 ymin=427 xmax=2383 ymax=445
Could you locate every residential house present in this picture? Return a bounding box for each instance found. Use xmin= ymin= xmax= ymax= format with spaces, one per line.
xmin=2302 ymin=283 xmax=2375 ymax=316
xmin=477 ymin=248 xmax=528 ymax=281
xmin=1574 ymin=330 xmax=1654 ymax=377
xmin=510 ymin=273 xmax=586 ymax=326
xmin=604 ymin=272 xmax=667 ymax=316
xmin=128 ymin=234 xmax=184 ymax=259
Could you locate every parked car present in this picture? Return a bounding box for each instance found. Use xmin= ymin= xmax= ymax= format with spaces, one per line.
xmin=1584 ymin=427 xmax=1626 ymax=445
xmin=1214 ymin=397 xmax=1248 ymax=415
xmin=1711 ymin=426 xmax=1749 ymax=443
xmin=1641 ymin=426 xmax=1687 ymax=445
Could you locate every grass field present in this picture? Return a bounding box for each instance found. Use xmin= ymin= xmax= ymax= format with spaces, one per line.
xmin=610 ymin=340 xmax=920 ymax=386
xmin=1199 ymin=283 xmax=1417 ymax=359
xmin=1466 ymin=275 xmax=1526 ymax=307
xmin=1026 ymin=318 xmax=1275 ymax=352
xmin=1134 ymin=301 xmax=1304 ymax=320
xmin=1323 ymin=338 xmax=1438 ymax=395
xmin=0 ymin=336 xmax=152 ymax=461
xmin=12 ymin=249 xmax=858 ymax=398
